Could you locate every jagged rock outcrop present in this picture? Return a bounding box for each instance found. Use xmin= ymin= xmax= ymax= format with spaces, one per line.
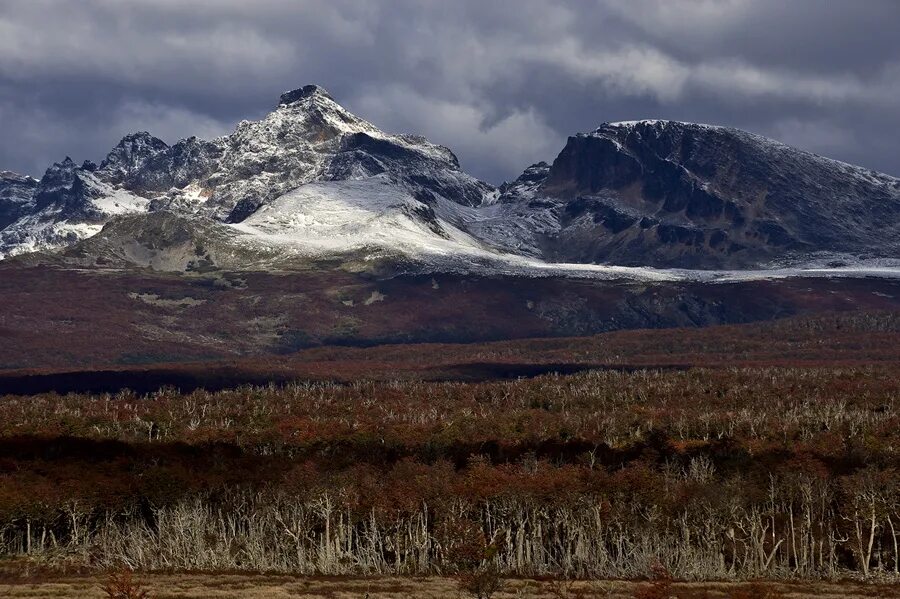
xmin=33 ymin=157 xmax=104 ymax=219
xmin=97 ymin=132 xmax=170 ymax=185
xmin=0 ymin=157 xmax=148 ymax=257
xmin=0 ymin=170 xmax=37 ymax=230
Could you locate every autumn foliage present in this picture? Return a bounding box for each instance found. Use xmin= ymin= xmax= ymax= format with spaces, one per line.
xmin=0 ymin=366 xmax=899 ymax=580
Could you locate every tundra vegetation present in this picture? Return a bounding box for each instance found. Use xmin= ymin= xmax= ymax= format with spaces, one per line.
xmin=0 ymin=365 xmax=898 ymax=587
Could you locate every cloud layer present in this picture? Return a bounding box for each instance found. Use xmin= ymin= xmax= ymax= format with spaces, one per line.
xmin=1 ymin=0 xmax=898 ymax=182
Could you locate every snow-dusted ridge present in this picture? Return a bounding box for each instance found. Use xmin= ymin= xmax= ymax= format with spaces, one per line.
xmin=212 ymin=176 xmax=900 ymax=283
xmin=0 ymin=84 xmax=493 ymax=260
xmin=603 ymin=119 xmax=722 ymax=129
xmin=1 ymin=85 xmax=899 ymax=276
xmin=224 ymin=198 xmax=900 ymax=282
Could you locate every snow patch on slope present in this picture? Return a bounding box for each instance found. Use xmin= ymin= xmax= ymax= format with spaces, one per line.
xmin=230 ymin=176 xmax=494 ymax=259
xmin=0 ymin=221 xmax=103 ymax=258
xmin=93 ymin=186 xmax=151 ymax=215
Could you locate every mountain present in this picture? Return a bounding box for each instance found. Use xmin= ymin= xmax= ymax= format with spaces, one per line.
xmin=1 ymin=87 xmax=899 ymax=272
xmin=506 ymin=120 xmax=900 ymax=268
xmin=0 ymin=85 xmax=495 ymax=264
xmin=0 ymin=158 xmax=149 ymax=256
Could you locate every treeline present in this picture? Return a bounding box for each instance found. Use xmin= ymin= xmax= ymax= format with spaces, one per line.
xmin=1 ymin=367 xmax=899 ymax=579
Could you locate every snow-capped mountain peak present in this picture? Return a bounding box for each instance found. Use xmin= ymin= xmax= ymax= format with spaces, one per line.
xmin=0 ymin=84 xmax=496 ymax=258
xmin=249 ymin=84 xmax=382 ymax=144
xmin=98 ymin=131 xmax=170 ymax=185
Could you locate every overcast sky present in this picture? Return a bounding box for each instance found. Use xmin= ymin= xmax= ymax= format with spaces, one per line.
xmin=1 ymin=0 xmax=898 ymax=183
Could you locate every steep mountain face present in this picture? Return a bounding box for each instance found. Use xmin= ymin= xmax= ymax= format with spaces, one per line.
xmin=0 ymin=171 xmax=37 ymax=230
xmin=522 ymin=120 xmax=900 ymax=268
xmin=203 ymin=85 xmax=493 ymax=222
xmin=1 ymin=89 xmax=899 ymax=271
xmin=462 ymin=162 xmax=563 ymax=257
xmin=97 ymin=132 xmax=171 ymax=186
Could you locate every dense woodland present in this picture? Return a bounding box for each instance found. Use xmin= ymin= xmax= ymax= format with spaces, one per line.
xmin=1 ymin=366 xmax=899 ymax=581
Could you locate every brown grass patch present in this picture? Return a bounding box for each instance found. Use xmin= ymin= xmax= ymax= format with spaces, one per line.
xmin=0 ymin=574 xmax=898 ymax=599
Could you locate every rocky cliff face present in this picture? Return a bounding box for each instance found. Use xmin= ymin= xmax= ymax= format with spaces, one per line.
xmin=131 ymin=84 xmax=492 ymax=222
xmin=529 ymin=120 xmax=900 ymax=267
xmin=0 ymin=170 xmax=37 ymax=230
xmin=0 ymin=156 xmax=150 ymax=256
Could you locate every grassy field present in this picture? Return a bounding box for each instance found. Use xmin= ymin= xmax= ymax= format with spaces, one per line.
xmin=2 ymin=264 xmax=899 ymax=374
xmin=2 ymin=572 xmax=899 ymax=598
xmin=4 ymin=309 xmax=900 ymax=395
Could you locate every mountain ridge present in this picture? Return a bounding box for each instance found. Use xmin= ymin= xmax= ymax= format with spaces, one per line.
xmin=1 ymin=85 xmax=899 ymax=271
xmin=529 ymin=119 xmax=900 ymax=267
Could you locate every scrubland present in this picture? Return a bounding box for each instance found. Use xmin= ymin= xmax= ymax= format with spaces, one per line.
xmin=2 ymin=366 xmax=899 ymax=587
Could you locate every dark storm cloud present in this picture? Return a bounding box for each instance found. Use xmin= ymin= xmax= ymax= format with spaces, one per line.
xmin=1 ymin=0 xmax=898 ymax=183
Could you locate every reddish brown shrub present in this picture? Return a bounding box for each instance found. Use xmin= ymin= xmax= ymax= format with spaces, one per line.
xmin=100 ymin=568 xmax=150 ymax=599
xmin=633 ymin=564 xmax=674 ymax=599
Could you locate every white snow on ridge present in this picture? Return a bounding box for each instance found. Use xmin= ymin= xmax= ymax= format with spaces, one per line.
xmin=456 ymin=258 xmax=900 ymax=284
xmin=662 ymin=265 xmax=900 ymax=284
xmin=603 ymin=120 xmax=722 ymax=131
xmin=606 ymin=120 xmax=663 ymax=127
xmin=3 ymin=172 xmax=899 ymax=284
xmin=0 ymin=220 xmax=103 ymax=259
